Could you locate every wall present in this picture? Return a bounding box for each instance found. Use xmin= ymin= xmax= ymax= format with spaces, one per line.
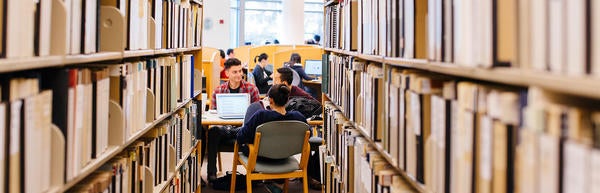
xmin=281 ymin=0 xmax=305 ymax=44
xmin=202 ymin=0 xmax=231 ymax=49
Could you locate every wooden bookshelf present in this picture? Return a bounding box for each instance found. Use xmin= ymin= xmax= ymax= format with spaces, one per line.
xmin=49 ymin=92 xmax=201 ymax=193
xmin=325 ymin=48 xmax=600 ymax=99
xmin=0 ymin=47 xmax=203 ymax=73
xmin=322 ymin=93 xmax=425 ymax=192
xmin=153 ymin=141 xmax=200 ymax=193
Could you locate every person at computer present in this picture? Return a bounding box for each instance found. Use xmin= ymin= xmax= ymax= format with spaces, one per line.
xmin=285 ymin=53 xmax=317 ymax=96
xmin=252 ymin=53 xmax=273 ymax=94
xmin=206 ymin=58 xmax=261 ymax=182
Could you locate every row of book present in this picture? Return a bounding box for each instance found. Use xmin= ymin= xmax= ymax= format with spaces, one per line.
xmin=68 ymin=109 xmax=201 ymax=193
xmin=321 ymin=102 xmax=417 ymax=193
xmin=325 ymin=0 xmax=600 ymax=76
xmin=0 ymin=54 xmax=199 ymax=193
xmin=0 ymin=0 xmax=203 ymax=58
xmin=323 ymin=53 xmax=600 ymax=193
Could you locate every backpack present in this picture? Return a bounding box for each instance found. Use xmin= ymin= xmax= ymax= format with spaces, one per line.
xmin=285 ymin=96 xmax=322 ymax=118
xmin=211 ymin=171 xmax=248 ymax=190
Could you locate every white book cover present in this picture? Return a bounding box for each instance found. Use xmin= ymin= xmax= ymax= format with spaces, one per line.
xmin=155 ymin=0 xmax=163 ymax=49
xmin=453 ymin=0 xmax=476 ymax=67
xmin=589 ymin=149 xmax=600 ymax=192
xmin=530 ymin=0 xmax=547 ymax=71
xmin=139 ymin=0 xmax=149 ymax=49
xmin=24 ymin=95 xmax=42 ymax=193
xmin=38 ymin=0 xmax=52 ymax=56
xmin=83 ymin=0 xmax=97 ymax=54
xmin=129 ymin=0 xmax=140 ymax=50
xmin=70 ymin=0 xmax=82 ymax=54
xmin=537 ymin=134 xmax=560 ymax=193
xmin=566 ymin=0 xmax=587 ymax=76
xmin=404 ymin=0 xmax=414 ymax=58
xmin=548 ymin=0 xmax=565 ymax=74
xmin=562 ymin=141 xmax=589 ymax=193
xmin=6 ymin=0 xmax=35 ymax=58
xmin=478 ymin=0 xmax=493 ymax=67
xmin=9 ymin=100 xmax=23 ymax=193
xmin=593 ymin=0 xmax=600 ymax=77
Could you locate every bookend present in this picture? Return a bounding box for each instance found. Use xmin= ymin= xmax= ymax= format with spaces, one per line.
xmin=146 ymin=88 xmax=156 ymax=123
xmin=108 ymin=100 xmax=125 ymax=146
xmin=99 ymin=6 xmax=126 ymax=52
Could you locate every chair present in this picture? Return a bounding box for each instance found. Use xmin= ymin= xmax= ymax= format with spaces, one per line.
xmin=216 ymin=101 xmax=265 ymax=173
xmin=230 ymin=121 xmax=311 ymax=193
xmin=290 ymin=67 xmax=301 ymax=86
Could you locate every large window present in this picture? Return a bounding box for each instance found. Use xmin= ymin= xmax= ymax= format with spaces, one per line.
xmin=304 ymin=0 xmax=323 ymax=43
xmin=229 ymin=0 xmax=323 ymax=47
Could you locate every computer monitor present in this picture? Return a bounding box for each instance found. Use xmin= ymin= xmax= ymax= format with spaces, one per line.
xmin=304 ymin=60 xmax=322 ymax=76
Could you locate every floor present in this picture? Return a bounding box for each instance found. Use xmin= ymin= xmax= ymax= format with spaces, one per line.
xmin=200 ymin=152 xmax=322 ymax=193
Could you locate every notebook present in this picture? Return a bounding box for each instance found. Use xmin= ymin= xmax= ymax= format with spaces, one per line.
xmin=216 ymin=93 xmax=250 ymax=119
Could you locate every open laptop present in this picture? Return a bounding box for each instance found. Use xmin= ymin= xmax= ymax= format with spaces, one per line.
xmin=216 ymin=93 xmax=250 ymax=119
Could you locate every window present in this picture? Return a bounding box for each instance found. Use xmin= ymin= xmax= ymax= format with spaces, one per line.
xmin=244 ymin=0 xmax=283 ymax=46
xmin=304 ymin=0 xmax=323 ymax=43
xmin=229 ymin=0 xmax=323 ymax=47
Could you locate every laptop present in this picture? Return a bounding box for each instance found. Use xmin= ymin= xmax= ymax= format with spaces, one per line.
xmin=216 ymin=93 xmax=251 ymax=119
xmin=304 ymin=60 xmax=322 ymax=79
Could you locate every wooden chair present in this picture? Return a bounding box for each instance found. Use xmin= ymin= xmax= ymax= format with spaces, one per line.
xmin=230 ymin=121 xmax=311 ymax=193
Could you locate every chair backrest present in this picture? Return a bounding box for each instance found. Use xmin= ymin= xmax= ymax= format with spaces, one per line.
xmin=289 ymin=67 xmax=300 ymax=86
xmin=265 ymin=64 xmax=274 ymax=73
xmin=256 ymin=121 xmax=309 ymax=159
xmin=243 ymin=102 xmax=265 ymax=124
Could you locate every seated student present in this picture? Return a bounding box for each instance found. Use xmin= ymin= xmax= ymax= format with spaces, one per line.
xmin=236 ymin=84 xmax=307 ymax=149
xmin=252 ymin=53 xmax=273 ymax=94
xmin=285 ymin=53 xmax=318 ymax=97
xmin=206 ymin=58 xmax=261 ymax=182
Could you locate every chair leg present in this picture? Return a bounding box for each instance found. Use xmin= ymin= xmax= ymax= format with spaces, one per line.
xmin=229 ymin=161 xmax=237 ymax=193
xmin=302 ymin=174 xmax=309 ymax=193
xmin=218 ymin=152 xmax=222 ymax=173
xmin=283 ymin=178 xmax=290 ymax=193
xmin=246 ymin=177 xmax=253 ymax=193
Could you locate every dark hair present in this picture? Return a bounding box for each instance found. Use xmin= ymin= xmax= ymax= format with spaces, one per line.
xmin=313 ymin=34 xmax=321 ymax=42
xmin=254 ymin=53 xmax=268 ymax=63
xmin=227 ymin=48 xmax=234 ymax=55
xmin=288 ymin=53 xmax=301 ymax=64
xmin=268 ymin=84 xmax=291 ymax=107
xmin=224 ymin=58 xmax=242 ymax=70
xmin=265 ymin=41 xmax=272 ymax=45
xmin=305 ymin=39 xmax=315 ymax=45
xmin=244 ymin=42 xmax=252 ymax=45
xmin=219 ymin=49 xmax=225 ymax=58
xmin=276 ymin=67 xmax=294 ymax=85
xmin=273 ymin=39 xmax=280 ymax=44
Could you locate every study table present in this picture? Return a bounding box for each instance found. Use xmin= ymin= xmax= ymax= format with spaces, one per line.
xmin=302 ymin=79 xmax=322 ymax=102
xmin=201 ymin=111 xmax=323 ymax=126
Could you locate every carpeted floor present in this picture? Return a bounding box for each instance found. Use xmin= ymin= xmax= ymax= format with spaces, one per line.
xmin=200 ymin=152 xmax=322 ymax=193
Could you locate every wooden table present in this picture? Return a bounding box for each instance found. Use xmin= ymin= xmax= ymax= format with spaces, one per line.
xmin=201 ymin=111 xmax=323 ymax=126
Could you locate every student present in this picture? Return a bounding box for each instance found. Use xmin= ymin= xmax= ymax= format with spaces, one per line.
xmin=206 ymin=58 xmax=261 ymax=183
xmin=252 ymin=53 xmax=273 ymax=94
xmin=227 ymin=48 xmax=235 ymax=59
xmin=313 ymin=34 xmax=321 ymax=45
xmin=218 ymin=49 xmax=228 ymax=79
xmin=236 ymin=84 xmax=307 ymax=147
xmin=272 ymin=67 xmax=315 ymax=100
xmin=273 ymin=39 xmax=280 ymax=44
xmin=211 ymin=58 xmax=261 ymax=109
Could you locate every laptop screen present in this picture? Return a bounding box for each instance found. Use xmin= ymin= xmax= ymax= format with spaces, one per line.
xmin=216 ymin=93 xmax=250 ymax=117
xmin=304 ymin=60 xmax=322 ymax=76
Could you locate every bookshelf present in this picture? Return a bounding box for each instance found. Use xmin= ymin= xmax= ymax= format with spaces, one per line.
xmin=323 ymin=0 xmax=600 ymax=193
xmin=0 ymin=0 xmax=205 ymax=192
xmin=153 ymin=141 xmax=200 ymax=193
xmin=49 ymin=93 xmax=201 ymax=193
